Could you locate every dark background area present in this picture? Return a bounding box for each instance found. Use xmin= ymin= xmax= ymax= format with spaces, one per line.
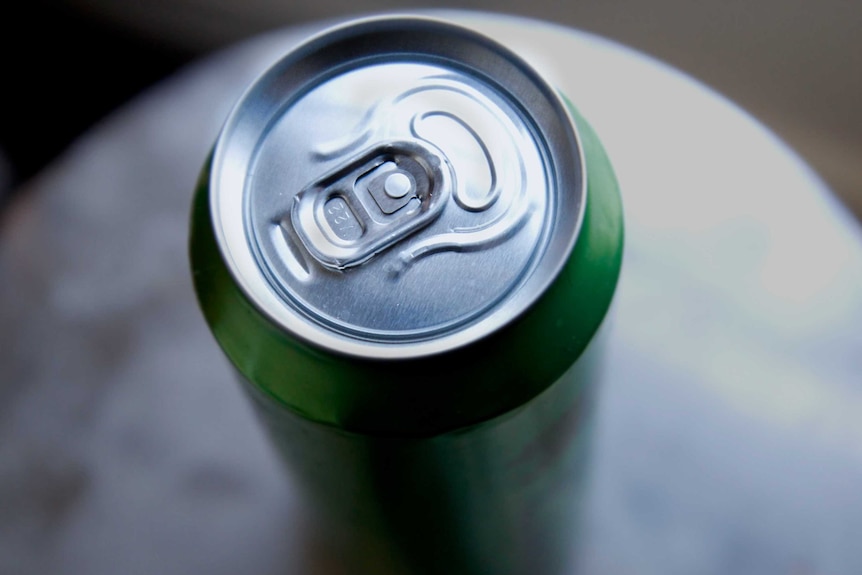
xmin=0 ymin=1 xmax=192 ymax=204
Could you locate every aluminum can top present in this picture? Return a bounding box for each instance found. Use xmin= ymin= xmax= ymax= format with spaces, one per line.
xmin=210 ymin=15 xmax=585 ymax=359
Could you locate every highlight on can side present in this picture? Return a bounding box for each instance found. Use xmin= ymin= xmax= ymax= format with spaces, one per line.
xmin=190 ymin=14 xmax=623 ymax=575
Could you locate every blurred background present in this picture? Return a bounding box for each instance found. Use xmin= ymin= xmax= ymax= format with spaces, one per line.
xmin=3 ymin=3 xmax=862 ymax=574
xmin=2 ymin=0 xmax=861 ymax=218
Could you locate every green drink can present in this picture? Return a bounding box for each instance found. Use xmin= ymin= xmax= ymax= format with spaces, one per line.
xmin=190 ymin=14 xmax=623 ymax=575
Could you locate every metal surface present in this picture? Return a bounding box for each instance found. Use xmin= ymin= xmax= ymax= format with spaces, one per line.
xmin=211 ymin=16 xmax=585 ymax=356
xmin=2 ymin=11 xmax=862 ymax=575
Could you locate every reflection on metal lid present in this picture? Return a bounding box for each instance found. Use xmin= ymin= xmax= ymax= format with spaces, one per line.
xmin=211 ymin=16 xmax=585 ymax=356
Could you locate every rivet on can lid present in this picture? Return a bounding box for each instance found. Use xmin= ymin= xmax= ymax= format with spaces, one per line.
xmin=384 ymin=173 xmax=413 ymax=199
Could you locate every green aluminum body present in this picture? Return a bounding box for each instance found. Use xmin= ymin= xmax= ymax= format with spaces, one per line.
xmin=190 ymin=41 xmax=623 ymax=574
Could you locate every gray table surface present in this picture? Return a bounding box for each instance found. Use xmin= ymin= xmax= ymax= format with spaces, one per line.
xmin=2 ymin=13 xmax=861 ymax=575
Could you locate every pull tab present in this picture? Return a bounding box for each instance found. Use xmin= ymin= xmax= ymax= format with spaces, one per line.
xmin=290 ymin=141 xmax=450 ymax=270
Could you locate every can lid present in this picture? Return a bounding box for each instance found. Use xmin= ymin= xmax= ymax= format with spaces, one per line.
xmin=211 ymin=16 xmax=585 ymax=359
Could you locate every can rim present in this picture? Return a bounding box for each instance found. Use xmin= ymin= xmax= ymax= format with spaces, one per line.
xmin=209 ymin=14 xmax=587 ymax=360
